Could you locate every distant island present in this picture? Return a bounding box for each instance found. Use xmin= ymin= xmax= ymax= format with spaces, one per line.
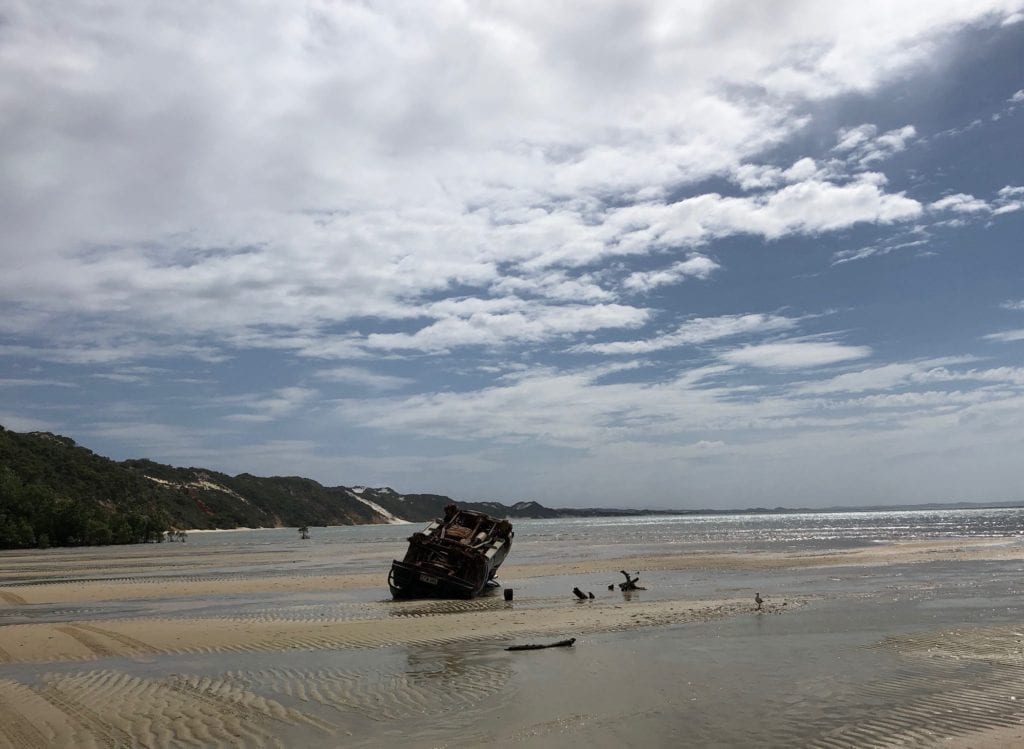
xmin=1 ymin=424 xmax=1019 ymax=550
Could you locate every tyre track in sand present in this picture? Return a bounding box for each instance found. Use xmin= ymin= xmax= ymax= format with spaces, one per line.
xmin=0 ymin=682 xmax=53 ymax=749
xmin=0 ymin=590 xmax=26 ymax=604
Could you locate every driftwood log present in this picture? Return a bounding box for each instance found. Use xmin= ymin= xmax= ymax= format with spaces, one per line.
xmin=618 ymin=570 xmax=645 ymax=591
xmin=506 ymin=638 xmax=577 ymax=652
xmin=572 ymin=587 xmax=587 ymax=600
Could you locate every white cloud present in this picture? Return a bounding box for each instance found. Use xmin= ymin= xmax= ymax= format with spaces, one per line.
xmin=3 ymin=2 xmax=1024 ymax=508
xmin=831 ymin=236 xmax=929 ymax=265
xmin=1 ymin=0 xmax=1009 ymax=362
xmin=834 ymin=124 xmax=879 ymax=153
xmin=833 ymin=182 xmax=1024 ymax=264
xmin=797 ymin=362 xmax=929 ymax=393
xmin=733 ymin=164 xmax=785 ymax=191
xmin=929 ymin=193 xmax=991 ymax=213
xmin=365 ymin=304 xmax=650 ymax=352
xmin=1001 ymin=299 xmax=1024 ymax=311
xmin=0 ymin=414 xmax=61 ymax=432
xmin=0 ymin=378 xmax=77 ymax=388
xmin=575 ymin=313 xmax=797 ymax=355
xmin=721 ymin=340 xmax=872 ymax=369
xmin=311 ymin=367 xmax=413 ymax=391
xmin=834 ymin=124 xmax=917 ymax=167
xmin=600 ymin=175 xmax=921 ymax=258
xmin=490 ymin=271 xmax=614 ymax=302
xmin=795 ymin=357 xmax=978 ymax=394
xmin=622 ymin=255 xmax=720 ymax=292
xmin=335 ymin=362 xmax=771 ymax=448
xmin=984 ymin=329 xmax=1024 ymax=343
xmin=732 ymin=157 xmax=825 ymax=191
xmin=993 ymin=185 xmax=1024 ymax=215
xmin=221 ymin=386 xmax=319 ymax=423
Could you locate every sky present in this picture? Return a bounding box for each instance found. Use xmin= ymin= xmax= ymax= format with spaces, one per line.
xmin=1 ymin=1 xmax=1023 ymax=510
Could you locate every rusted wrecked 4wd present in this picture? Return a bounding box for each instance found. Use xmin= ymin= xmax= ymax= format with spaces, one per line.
xmin=389 ymin=504 xmax=513 ymax=599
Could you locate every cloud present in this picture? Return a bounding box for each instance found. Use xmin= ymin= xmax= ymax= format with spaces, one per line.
xmin=3 ymin=2 xmax=1024 ymax=508
xmin=831 ymin=236 xmax=929 ymax=265
xmin=794 ymin=357 xmax=977 ymax=394
xmin=993 ymin=185 xmax=1024 ymax=215
xmin=0 ymin=414 xmax=61 ymax=432
xmin=600 ymin=174 xmax=921 ymax=259
xmin=335 ymin=362 xmax=768 ymax=448
xmin=1001 ymin=299 xmax=1024 ymax=311
xmin=0 ymin=378 xmax=77 ymax=388
xmin=731 ymin=157 xmax=825 ymax=191
xmin=575 ymin=313 xmax=798 ymax=355
xmin=929 ymin=193 xmax=991 ymax=213
xmin=833 ymin=184 xmax=1024 ymax=265
xmin=490 ymin=272 xmax=614 ymax=302
xmin=3 ymin=0 xmax=1010 ymax=365
xmin=365 ymin=304 xmax=650 ymax=353
xmin=834 ymin=124 xmax=917 ymax=167
xmin=622 ymin=255 xmax=720 ymax=292
xmin=984 ymin=329 xmax=1024 ymax=343
xmin=834 ymin=124 xmax=879 ymax=153
xmin=311 ymin=367 xmax=413 ymax=391
xmin=221 ymin=386 xmax=319 ymax=423
xmin=720 ymin=340 xmax=872 ymax=369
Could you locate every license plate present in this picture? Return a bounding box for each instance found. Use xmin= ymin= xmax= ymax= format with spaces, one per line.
xmin=419 ymin=573 xmax=438 ymax=585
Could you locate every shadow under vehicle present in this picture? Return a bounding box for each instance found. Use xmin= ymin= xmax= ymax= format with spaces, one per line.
xmin=389 ymin=504 xmax=514 ymax=599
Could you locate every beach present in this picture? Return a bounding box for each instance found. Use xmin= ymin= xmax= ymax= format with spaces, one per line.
xmin=3 ymin=514 xmax=1024 ymax=747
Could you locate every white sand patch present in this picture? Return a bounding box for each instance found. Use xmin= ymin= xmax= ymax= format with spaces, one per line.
xmin=346 ymin=491 xmax=410 ymax=524
xmin=142 ymin=474 xmax=250 ymax=504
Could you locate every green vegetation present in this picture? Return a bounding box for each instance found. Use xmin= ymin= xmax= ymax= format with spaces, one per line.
xmin=0 ymin=428 xmax=172 ymax=549
xmin=0 ymin=425 xmax=388 ymax=549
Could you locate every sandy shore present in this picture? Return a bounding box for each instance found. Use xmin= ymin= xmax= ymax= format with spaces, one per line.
xmin=2 ymin=536 xmax=1024 ymax=748
xmin=1 ymin=537 xmax=1012 ymax=605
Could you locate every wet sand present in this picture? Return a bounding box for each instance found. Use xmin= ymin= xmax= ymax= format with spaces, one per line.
xmin=2 ymin=536 xmax=1024 ymax=747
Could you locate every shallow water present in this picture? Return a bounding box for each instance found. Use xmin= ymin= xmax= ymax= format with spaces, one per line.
xmin=180 ymin=506 xmax=1024 ymax=557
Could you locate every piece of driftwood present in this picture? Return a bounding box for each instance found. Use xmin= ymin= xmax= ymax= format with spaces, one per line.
xmin=618 ymin=570 xmax=646 ymax=591
xmin=506 ymin=637 xmax=577 ymax=652
xmin=572 ymin=587 xmax=587 ymax=600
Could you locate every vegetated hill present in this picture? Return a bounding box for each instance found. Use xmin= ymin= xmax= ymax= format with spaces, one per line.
xmin=0 ymin=427 xmax=178 ymax=548
xmin=0 ymin=425 xmax=600 ymax=550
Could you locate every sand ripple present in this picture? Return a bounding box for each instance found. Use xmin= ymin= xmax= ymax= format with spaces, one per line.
xmin=228 ymin=657 xmax=511 ymax=722
xmin=0 ymin=671 xmax=334 ymax=749
xmin=797 ymin=626 xmax=1024 ymax=748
